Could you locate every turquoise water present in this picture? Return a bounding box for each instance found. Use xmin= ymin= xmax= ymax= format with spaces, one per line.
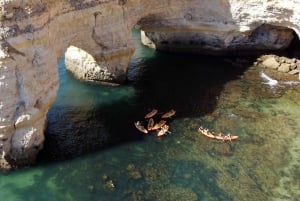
xmin=1 ymin=30 xmax=300 ymax=201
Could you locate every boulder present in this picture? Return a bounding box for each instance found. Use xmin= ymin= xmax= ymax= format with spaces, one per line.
xmin=261 ymin=57 xmax=280 ymax=69
xmin=288 ymin=69 xmax=300 ymax=75
xmin=278 ymin=63 xmax=291 ymax=73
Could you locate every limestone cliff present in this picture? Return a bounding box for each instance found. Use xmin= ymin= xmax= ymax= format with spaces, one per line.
xmin=1 ymin=0 xmax=300 ymax=170
xmin=140 ymin=0 xmax=298 ymax=54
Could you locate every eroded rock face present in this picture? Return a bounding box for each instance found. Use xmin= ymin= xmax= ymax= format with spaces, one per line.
xmin=141 ymin=24 xmax=294 ymax=54
xmin=1 ymin=0 xmax=300 ymax=170
xmin=139 ymin=0 xmax=298 ymax=54
xmin=65 ymin=46 xmax=120 ymax=84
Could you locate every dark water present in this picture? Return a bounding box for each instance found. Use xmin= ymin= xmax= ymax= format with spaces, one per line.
xmin=1 ymin=30 xmax=300 ymax=201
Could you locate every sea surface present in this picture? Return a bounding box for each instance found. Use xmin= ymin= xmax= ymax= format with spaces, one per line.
xmin=0 ymin=30 xmax=300 ymax=201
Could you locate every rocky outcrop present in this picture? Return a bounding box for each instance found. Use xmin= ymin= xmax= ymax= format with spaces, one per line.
xmin=255 ymin=54 xmax=300 ymax=78
xmin=1 ymin=0 xmax=300 ymax=170
xmin=65 ymin=46 xmax=119 ymax=85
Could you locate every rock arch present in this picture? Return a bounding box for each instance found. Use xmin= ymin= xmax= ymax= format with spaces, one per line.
xmin=1 ymin=0 xmax=300 ymax=169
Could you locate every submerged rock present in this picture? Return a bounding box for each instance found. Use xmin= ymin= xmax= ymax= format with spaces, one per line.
xmin=104 ymin=180 xmax=115 ymax=190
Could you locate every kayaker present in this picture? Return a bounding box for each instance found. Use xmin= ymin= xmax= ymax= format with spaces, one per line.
xmin=226 ymin=133 xmax=232 ymax=141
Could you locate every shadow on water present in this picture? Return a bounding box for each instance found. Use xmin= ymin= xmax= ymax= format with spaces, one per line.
xmin=38 ymin=30 xmax=254 ymax=162
xmin=39 ymin=65 xmax=145 ymax=161
xmin=130 ymin=51 xmax=252 ymax=117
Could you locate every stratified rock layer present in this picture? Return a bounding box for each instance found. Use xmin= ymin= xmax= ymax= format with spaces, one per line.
xmin=1 ymin=0 xmax=300 ymax=169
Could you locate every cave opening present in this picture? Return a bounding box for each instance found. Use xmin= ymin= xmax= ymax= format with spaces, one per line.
xmin=39 ymin=23 xmax=300 ymax=163
xmin=286 ymin=29 xmax=300 ymax=58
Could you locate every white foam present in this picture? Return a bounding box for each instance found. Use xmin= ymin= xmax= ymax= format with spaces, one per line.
xmin=260 ymin=71 xmax=278 ymax=87
xmin=260 ymin=71 xmax=300 ymax=88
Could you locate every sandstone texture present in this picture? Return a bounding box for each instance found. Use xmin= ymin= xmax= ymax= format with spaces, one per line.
xmin=1 ymin=0 xmax=300 ymax=169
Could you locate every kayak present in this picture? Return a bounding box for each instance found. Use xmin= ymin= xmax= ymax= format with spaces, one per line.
xmin=147 ymin=118 xmax=154 ymax=131
xmin=161 ymin=109 xmax=176 ymax=118
xmin=134 ymin=121 xmax=148 ymax=134
xmin=215 ymin=135 xmax=238 ymax=140
xmin=145 ymin=109 xmax=158 ymax=118
xmin=198 ymin=126 xmax=238 ymax=141
xmin=150 ymin=120 xmax=167 ymax=131
xmin=157 ymin=125 xmax=170 ymax=137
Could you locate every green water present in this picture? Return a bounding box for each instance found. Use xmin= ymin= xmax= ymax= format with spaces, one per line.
xmin=0 ymin=30 xmax=300 ymax=201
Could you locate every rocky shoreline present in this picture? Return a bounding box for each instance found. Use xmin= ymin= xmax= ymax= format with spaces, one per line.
xmin=255 ymin=54 xmax=300 ymax=80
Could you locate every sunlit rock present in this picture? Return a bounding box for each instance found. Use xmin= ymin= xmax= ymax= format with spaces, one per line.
xmin=262 ymin=57 xmax=280 ymax=69
xmin=278 ymin=63 xmax=291 ymax=73
xmin=65 ymin=46 xmax=117 ymax=84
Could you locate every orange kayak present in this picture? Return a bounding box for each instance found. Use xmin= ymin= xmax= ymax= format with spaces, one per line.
xmin=134 ymin=121 xmax=148 ymax=134
xmin=198 ymin=126 xmax=238 ymax=141
xmin=161 ymin=109 xmax=176 ymax=118
xmin=145 ymin=109 xmax=158 ymax=118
